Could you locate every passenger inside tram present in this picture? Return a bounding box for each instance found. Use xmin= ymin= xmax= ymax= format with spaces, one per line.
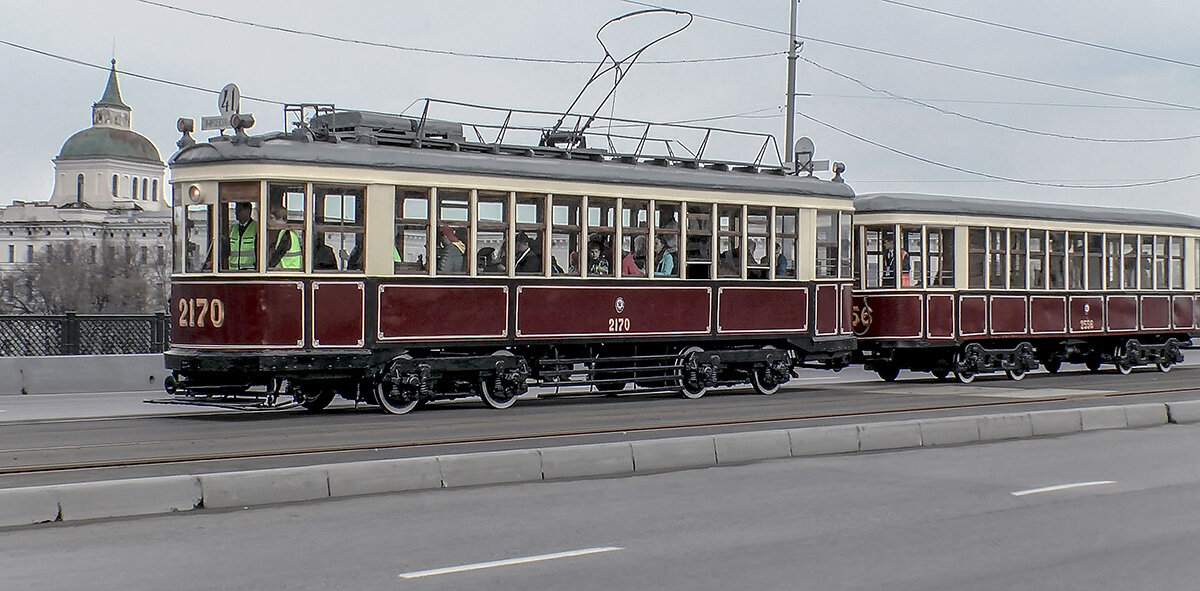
xmin=437 ymin=225 xmax=466 ymax=273
xmin=313 ymin=234 xmax=337 ymax=270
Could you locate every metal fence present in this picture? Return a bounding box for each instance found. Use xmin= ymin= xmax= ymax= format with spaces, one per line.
xmin=0 ymin=312 xmax=169 ymax=356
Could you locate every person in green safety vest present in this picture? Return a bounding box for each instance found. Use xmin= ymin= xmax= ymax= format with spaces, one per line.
xmin=268 ymin=203 xmax=302 ymax=270
xmin=227 ymin=202 xmax=257 ymax=271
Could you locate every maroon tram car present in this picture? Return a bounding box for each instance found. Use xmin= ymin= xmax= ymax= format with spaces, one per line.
xmin=159 ymin=102 xmax=856 ymax=413
xmin=851 ymin=193 xmax=1199 ymax=383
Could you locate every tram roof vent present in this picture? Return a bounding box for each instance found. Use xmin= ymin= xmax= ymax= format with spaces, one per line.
xmin=309 ymin=111 xmax=466 ymax=144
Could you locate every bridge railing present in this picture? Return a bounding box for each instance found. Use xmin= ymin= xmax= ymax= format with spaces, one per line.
xmin=0 ymin=312 xmax=169 ymax=356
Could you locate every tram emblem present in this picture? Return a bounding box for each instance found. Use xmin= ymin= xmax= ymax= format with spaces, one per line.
xmin=615 ymin=297 xmax=626 ymax=314
xmin=1083 ymin=303 xmax=1090 ymax=314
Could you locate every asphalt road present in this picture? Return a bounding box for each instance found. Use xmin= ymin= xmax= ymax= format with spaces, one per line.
xmin=2 ymin=363 xmax=1199 ymax=487
xmin=3 ymin=423 xmax=1198 ymax=590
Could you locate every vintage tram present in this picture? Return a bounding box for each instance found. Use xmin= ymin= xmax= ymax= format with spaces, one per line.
xmin=159 ymin=102 xmax=856 ymax=413
xmin=852 ymin=193 xmax=1200 ymax=383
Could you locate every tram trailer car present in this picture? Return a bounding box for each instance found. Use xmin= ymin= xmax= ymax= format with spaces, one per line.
xmin=160 ymin=106 xmax=857 ymax=413
xmin=851 ymin=193 xmax=1200 ymax=383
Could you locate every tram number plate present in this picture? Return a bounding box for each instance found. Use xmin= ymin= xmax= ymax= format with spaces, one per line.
xmin=851 ymin=303 xmax=873 ymax=334
xmin=1079 ymin=318 xmax=1095 ymax=330
xmin=608 ymin=317 xmax=631 ymax=332
xmin=177 ymin=297 xmax=226 ymax=328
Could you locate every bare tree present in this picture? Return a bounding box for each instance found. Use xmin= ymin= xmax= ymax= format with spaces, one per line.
xmin=3 ymin=238 xmax=169 ymax=314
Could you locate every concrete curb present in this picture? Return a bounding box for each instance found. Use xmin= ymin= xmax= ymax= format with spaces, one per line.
xmin=0 ymin=401 xmax=1183 ymax=528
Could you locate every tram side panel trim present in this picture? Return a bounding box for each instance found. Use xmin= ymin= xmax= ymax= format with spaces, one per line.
xmin=312 ymin=281 xmax=365 ymax=348
xmin=172 ymin=280 xmax=305 ymax=349
xmin=716 ymin=286 xmax=808 ymax=334
xmin=376 ymin=284 xmax=509 ymax=341
xmin=514 ymin=285 xmax=710 ymax=338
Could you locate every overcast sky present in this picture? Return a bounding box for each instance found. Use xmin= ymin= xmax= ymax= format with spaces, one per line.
xmin=2 ymin=0 xmax=1200 ymax=214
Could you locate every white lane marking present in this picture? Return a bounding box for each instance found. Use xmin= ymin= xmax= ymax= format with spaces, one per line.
xmin=399 ymin=546 xmax=622 ymax=579
xmin=1011 ymin=481 xmax=1116 ymax=497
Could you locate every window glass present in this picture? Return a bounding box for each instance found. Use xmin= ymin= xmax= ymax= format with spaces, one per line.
xmin=1067 ymin=232 xmax=1085 ymax=290
xmin=927 ymin=227 xmax=954 ymax=287
xmin=476 ymin=191 xmax=508 ymax=275
xmin=218 ymin=181 xmax=260 ymax=272
xmin=773 ymin=208 xmax=797 ymax=279
xmin=515 ymin=194 xmax=546 ymax=275
xmin=1086 ymin=233 xmax=1103 ymax=290
xmin=898 ymin=226 xmax=921 ymax=287
xmin=1009 ymin=229 xmax=1026 ymax=289
xmin=968 ymin=228 xmax=986 ymax=289
xmin=1048 ymin=231 xmax=1066 ymax=289
xmin=1123 ymin=235 xmax=1139 ymax=289
xmin=988 ymin=228 xmax=1007 ymax=289
xmin=815 ymin=211 xmax=838 ymax=279
xmin=315 ymin=186 xmax=365 ymax=273
xmin=586 ymin=198 xmax=616 ymax=276
xmin=717 ymin=205 xmax=743 ymax=279
xmin=1154 ymin=235 xmax=1168 ymax=289
xmin=839 ymin=212 xmax=853 ymax=279
xmin=267 ymin=184 xmax=305 ymax=272
xmin=685 ymin=203 xmax=713 ymax=279
xmin=552 ymin=196 xmax=582 ymax=276
xmin=393 ymin=187 xmax=430 ymax=274
xmin=183 ymin=203 xmax=212 ymax=273
xmin=653 ymin=202 xmax=681 ymax=278
xmin=435 ymin=189 xmax=470 ymax=275
xmin=1140 ymin=235 xmax=1154 ymax=289
xmin=1028 ymin=231 xmax=1046 ymax=289
xmin=620 ymin=199 xmax=648 ymax=277
xmin=744 ymin=208 xmax=770 ymax=280
xmin=1106 ymin=234 xmax=1122 ymax=290
xmin=862 ymin=226 xmax=891 ymax=289
xmin=1171 ymin=237 xmax=1185 ymax=290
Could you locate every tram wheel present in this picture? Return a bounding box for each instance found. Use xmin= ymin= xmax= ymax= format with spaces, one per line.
xmin=1085 ymin=358 xmax=1102 ymax=373
xmin=678 ymin=346 xmax=708 ymax=400
xmin=954 ymin=370 xmax=976 ymax=384
xmin=751 ymin=367 xmax=781 ymax=395
xmin=875 ymin=364 xmax=900 ymax=383
xmin=376 ymin=381 xmax=419 ymax=415
xmin=1113 ymin=346 xmax=1134 ymax=375
xmin=1156 ymin=361 xmax=1173 ymax=373
xmin=931 ymin=369 xmax=950 ymax=381
xmin=1043 ymin=359 xmax=1061 ymax=374
xmin=479 ymin=377 xmax=518 ymax=409
xmin=1005 ymin=368 xmax=1026 ymax=382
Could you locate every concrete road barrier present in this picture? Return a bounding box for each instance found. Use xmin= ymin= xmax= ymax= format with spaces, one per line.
xmin=0 ymin=354 xmax=165 ymax=396
xmin=0 ymin=401 xmax=1185 ymax=529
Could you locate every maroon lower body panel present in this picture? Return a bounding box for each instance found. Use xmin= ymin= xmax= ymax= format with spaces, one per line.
xmin=814 ymin=284 xmax=840 ymax=336
xmin=926 ymin=295 xmax=955 ymax=339
xmin=1030 ymin=296 xmax=1066 ymax=335
xmin=1068 ymin=296 xmax=1104 ymax=334
xmin=960 ymin=295 xmax=987 ymax=336
xmin=378 ymin=284 xmax=508 ymax=341
xmin=313 ymin=281 xmax=364 ymax=347
xmin=1142 ymin=296 xmax=1171 ymax=330
xmin=989 ymin=296 xmax=1027 ymax=335
xmin=717 ymin=286 xmax=808 ymax=334
xmin=516 ymin=285 xmax=710 ymax=338
xmin=172 ymin=280 xmax=305 ymax=348
xmin=1108 ymin=296 xmax=1138 ymax=332
xmin=853 ymin=293 xmax=923 ymax=338
xmin=1174 ymin=296 xmax=1195 ymax=330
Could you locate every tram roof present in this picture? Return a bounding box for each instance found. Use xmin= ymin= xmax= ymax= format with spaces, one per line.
xmin=854 ymin=192 xmax=1200 ymax=230
xmin=169 ymin=132 xmax=855 ymax=200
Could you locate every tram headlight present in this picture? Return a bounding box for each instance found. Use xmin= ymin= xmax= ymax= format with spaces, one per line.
xmin=230 ymin=113 xmax=255 ymax=130
xmin=187 ymin=185 xmax=202 ymax=203
xmin=176 ymin=118 xmax=194 ymax=134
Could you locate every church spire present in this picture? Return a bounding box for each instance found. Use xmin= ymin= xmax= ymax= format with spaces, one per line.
xmin=92 ymin=59 xmax=131 ymax=128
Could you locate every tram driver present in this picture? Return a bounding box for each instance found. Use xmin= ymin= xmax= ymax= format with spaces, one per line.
xmin=882 ymin=237 xmax=910 ymax=287
xmin=225 ymin=201 xmax=257 ymax=271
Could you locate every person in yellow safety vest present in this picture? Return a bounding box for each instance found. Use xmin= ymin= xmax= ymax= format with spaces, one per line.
xmin=268 ymin=204 xmax=302 ymax=269
xmin=227 ymin=202 xmax=257 ymax=271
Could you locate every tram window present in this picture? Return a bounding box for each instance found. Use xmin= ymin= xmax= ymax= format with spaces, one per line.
xmin=839 ymin=212 xmax=853 ymax=279
xmin=746 ymin=208 xmax=770 ymax=280
xmin=1171 ymin=237 xmax=1185 ymax=290
xmin=988 ymin=228 xmax=1007 ymax=289
xmin=1139 ymin=235 xmax=1154 ymax=289
xmin=586 ymin=198 xmax=616 ymax=276
xmin=1009 ymin=229 xmax=1026 ymax=289
xmin=1065 ymin=232 xmax=1084 ymax=290
xmin=267 ymin=184 xmax=305 ymax=272
xmin=435 ymin=189 xmax=470 ymax=275
xmin=551 ymin=195 xmax=581 ymax=277
xmin=620 ymin=199 xmax=648 ymax=277
xmin=815 ymin=211 xmax=839 ymax=279
xmin=717 ymin=205 xmax=742 ymax=279
xmin=967 ymin=228 xmax=986 ymax=289
xmin=515 ymin=193 xmax=546 ymax=275
xmin=314 ymin=186 xmax=365 ymax=273
xmin=1194 ymin=240 xmax=1200 ymax=290
xmin=898 ymin=226 xmax=920 ymax=287
xmin=862 ymin=226 xmax=892 ymax=289
xmin=1047 ymin=231 xmax=1066 ymax=290
xmin=1153 ymin=235 xmax=1168 ymax=289
xmin=1086 ymin=233 xmax=1103 ymax=290
xmin=1106 ymin=234 xmax=1122 ymax=290
xmin=183 ymin=204 xmax=212 ymax=273
xmin=394 ymin=187 xmax=430 ymax=274
xmin=1121 ymin=235 xmax=1138 ymax=289
xmin=218 ymin=181 xmax=260 ymax=272
xmin=685 ymin=203 xmax=713 ymax=279
xmin=653 ymin=202 xmax=681 ymax=278
xmin=773 ymin=209 xmax=797 ymax=279
xmin=927 ymin=227 xmax=954 ymax=287
xmin=476 ymin=191 xmax=508 ymax=275
xmin=1028 ymin=231 xmax=1046 ymax=289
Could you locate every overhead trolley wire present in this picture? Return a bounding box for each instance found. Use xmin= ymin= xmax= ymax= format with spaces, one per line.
xmin=619 ymin=0 xmax=1200 ymax=112
xmin=795 ymin=111 xmax=1200 ymax=189
xmin=878 ymin=0 xmax=1200 ymax=71
xmin=802 ymin=57 xmax=1200 ymax=143
xmin=133 ymin=0 xmax=782 ymax=65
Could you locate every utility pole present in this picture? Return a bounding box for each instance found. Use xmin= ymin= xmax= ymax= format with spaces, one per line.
xmin=784 ymin=0 xmax=800 ymax=166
